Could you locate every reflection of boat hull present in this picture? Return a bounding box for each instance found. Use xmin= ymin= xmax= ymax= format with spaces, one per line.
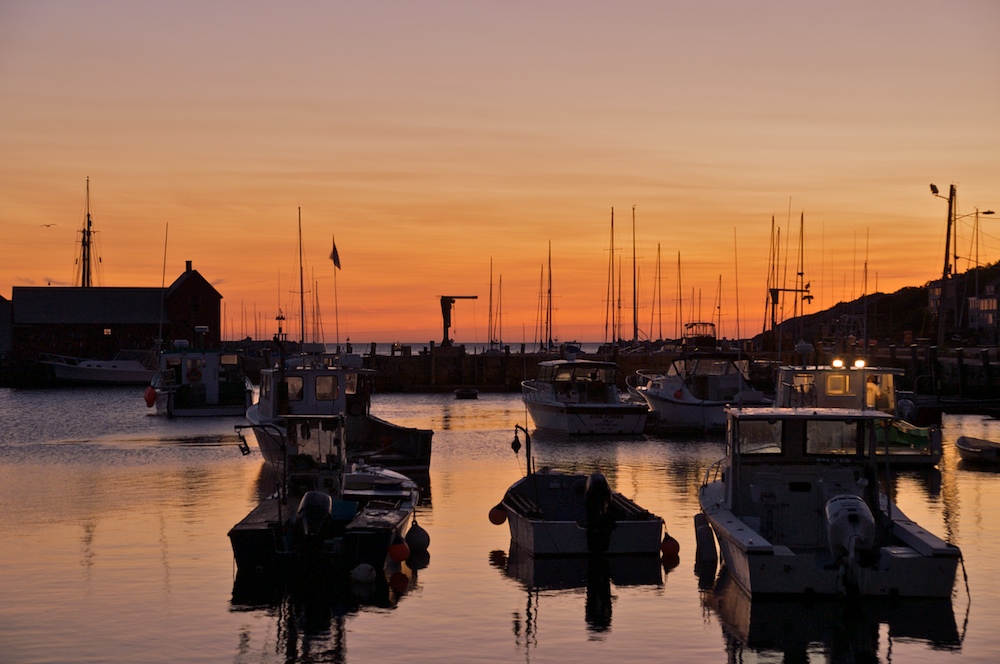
xmin=500 ymin=470 xmax=664 ymax=556
xmin=706 ymin=568 xmax=961 ymax=653
xmin=956 ymin=435 xmax=1000 ymax=464
xmin=504 ymin=544 xmax=663 ymax=589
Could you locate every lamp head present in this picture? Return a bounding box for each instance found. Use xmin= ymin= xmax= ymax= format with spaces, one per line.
xmin=930 ymin=184 xmax=939 ymax=195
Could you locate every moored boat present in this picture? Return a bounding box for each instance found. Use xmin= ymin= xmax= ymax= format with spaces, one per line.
xmin=698 ymin=407 xmax=961 ymax=597
xmin=229 ymin=412 xmax=429 ymax=581
xmin=143 ymin=338 xmax=253 ymax=417
xmin=489 ymin=425 xmax=672 ymax=557
xmin=521 ymin=359 xmax=648 ymax=435
xmin=955 ymin=435 xmax=1000 ymax=465
xmin=629 ymin=323 xmax=770 ymax=432
xmin=41 ymin=350 xmax=157 ymax=385
xmin=247 ymin=348 xmax=432 ymax=475
xmin=774 ymin=359 xmax=943 ymax=466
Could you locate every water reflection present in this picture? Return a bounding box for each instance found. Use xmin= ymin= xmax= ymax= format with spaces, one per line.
xmin=231 ymin=560 xmax=420 ymax=664
xmin=490 ymin=546 xmax=667 ymax=638
xmin=703 ymin=569 xmax=963 ymax=661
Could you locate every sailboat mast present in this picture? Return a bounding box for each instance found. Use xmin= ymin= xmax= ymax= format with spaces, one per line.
xmin=488 ymin=258 xmax=494 ymax=347
xmin=546 ymin=241 xmax=553 ymax=349
xmin=298 ymin=207 xmax=306 ymax=345
xmin=632 ymin=205 xmax=638 ymax=343
xmin=81 ymin=177 xmax=93 ymax=288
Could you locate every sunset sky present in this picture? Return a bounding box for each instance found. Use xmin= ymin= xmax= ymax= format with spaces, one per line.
xmin=2 ymin=1 xmax=999 ymax=346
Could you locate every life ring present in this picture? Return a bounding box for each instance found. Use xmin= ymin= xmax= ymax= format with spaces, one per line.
xmin=186 ymin=366 xmax=202 ymax=382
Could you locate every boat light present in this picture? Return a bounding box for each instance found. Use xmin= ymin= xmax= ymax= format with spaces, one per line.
xmin=832 ymin=359 xmax=844 ymax=368
xmin=854 ymin=359 xmax=866 ymax=368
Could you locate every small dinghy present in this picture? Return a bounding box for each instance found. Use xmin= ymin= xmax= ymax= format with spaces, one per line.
xmin=489 ymin=425 xmax=676 ymax=557
xmin=956 ymin=435 xmax=1000 ymax=465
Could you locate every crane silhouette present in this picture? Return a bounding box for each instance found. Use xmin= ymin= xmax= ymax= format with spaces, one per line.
xmin=440 ymin=295 xmax=477 ymax=346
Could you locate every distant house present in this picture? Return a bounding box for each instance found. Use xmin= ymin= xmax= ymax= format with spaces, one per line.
xmin=0 ymin=294 xmax=11 ymax=358
xmin=10 ymin=261 xmax=222 ymax=361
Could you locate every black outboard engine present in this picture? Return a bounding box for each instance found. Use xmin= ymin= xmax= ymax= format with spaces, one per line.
xmin=292 ymin=490 xmax=334 ymax=549
xmin=584 ymin=473 xmax=615 ymax=553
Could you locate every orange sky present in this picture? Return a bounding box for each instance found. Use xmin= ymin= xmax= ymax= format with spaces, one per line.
xmin=2 ymin=2 xmax=999 ymax=345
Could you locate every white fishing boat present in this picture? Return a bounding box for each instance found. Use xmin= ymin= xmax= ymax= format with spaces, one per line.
xmin=40 ymin=350 xmax=158 ymax=385
xmin=774 ymin=359 xmax=942 ymax=465
xmin=247 ymin=349 xmax=432 ymax=475
xmin=629 ymin=324 xmax=770 ymax=432
xmin=143 ymin=339 xmax=253 ymax=417
xmin=698 ymin=407 xmax=961 ymax=597
xmin=521 ymin=359 xmax=648 ymax=435
xmin=489 ymin=425 xmax=671 ymax=556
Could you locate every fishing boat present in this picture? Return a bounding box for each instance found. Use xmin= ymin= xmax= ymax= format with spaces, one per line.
xmin=247 ymin=348 xmax=432 ymax=476
xmin=229 ymin=412 xmax=429 ymax=581
xmin=489 ymin=425 xmax=671 ymax=556
xmin=773 ymin=359 xmax=943 ymax=466
xmin=698 ymin=407 xmax=961 ymax=597
xmin=629 ymin=323 xmax=770 ymax=432
xmin=40 ymin=350 xmax=158 ymax=385
xmin=521 ymin=359 xmax=648 ymax=435
xmin=143 ymin=338 xmax=253 ymax=417
xmin=955 ymin=435 xmax=1000 ymax=465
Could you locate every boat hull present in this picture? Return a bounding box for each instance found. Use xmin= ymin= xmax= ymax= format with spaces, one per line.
xmin=500 ymin=472 xmax=664 ymax=556
xmin=523 ymin=400 xmax=648 ymax=435
xmin=700 ymin=481 xmax=960 ymax=598
xmin=956 ymin=435 xmax=1000 ymax=464
xmin=43 ymin=358 xmax=156 ymax=385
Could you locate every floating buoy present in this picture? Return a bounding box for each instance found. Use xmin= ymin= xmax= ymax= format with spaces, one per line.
xmin=143 ymin=386 xmax=156 ymax=408
xmin=674 ymin=389 xmax=684 ymax=400
xmin=389 ymin=534 xmax=410 ymax=562
xmin=660 ymin=533 xmax=680 ymax=558
xmin=406 ymin=521 xmax=431 ymax=552
xmin=489 ymin=504 xmax=507 ymax=525
xmin=694 ymin=513 xmax=718 ymax=564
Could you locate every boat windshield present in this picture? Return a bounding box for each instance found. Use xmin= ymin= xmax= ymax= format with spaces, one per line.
xmin=736 ymin=417 xmax=866 ymax=457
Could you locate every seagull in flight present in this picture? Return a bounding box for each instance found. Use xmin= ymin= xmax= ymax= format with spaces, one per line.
xmin=40 ymin=223 xmax=56 ymax=227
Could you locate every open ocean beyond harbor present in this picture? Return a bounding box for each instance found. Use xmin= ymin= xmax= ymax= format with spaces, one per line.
xmin=2 ymin=386 xmax=1000 ymax=663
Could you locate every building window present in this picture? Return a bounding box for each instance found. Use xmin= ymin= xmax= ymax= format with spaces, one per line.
xmin=104 ymin=328 xmax=112 ymax=336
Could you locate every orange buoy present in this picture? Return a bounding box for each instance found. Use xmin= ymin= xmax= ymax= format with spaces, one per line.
xmin=489 ymin=504 xmax=507 ymax=525
xmin=389 ymin=535 xmax=410 ymax=562
xmin=143 ymin=386 xmax=156 ymax=407
xmin=660 ymin=534 xmax=680 ymax=558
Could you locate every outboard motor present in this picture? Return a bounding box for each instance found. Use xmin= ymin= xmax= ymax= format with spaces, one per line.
xmin=584 ymin=473 xmax=615 ymax=553
xmin=824 ymin=494 xmax=876 ymax=562
xmin=293 ymin=490 xmax=335 ymax=545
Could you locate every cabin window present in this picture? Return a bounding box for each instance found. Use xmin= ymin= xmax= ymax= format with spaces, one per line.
xmin=804 ymin=420 xmax=859 ymax=455
xmin=221 ymin=354 xmax=238 ymax=365
xmin=316 ymin=375 xmax=338 ymax=400
xmin=345 ymin=373 xmax=358 ymax=395
xmin=286 ymin=376 xmax=304 ymax=401
xmin=738 ymin=420 xmax=783 ymax=454
xmin=825 ymin=374 xmax=851 ymax=396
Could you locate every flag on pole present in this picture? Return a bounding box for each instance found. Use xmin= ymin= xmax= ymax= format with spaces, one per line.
xmin=330 ymin=237 xmax=341 ymax=269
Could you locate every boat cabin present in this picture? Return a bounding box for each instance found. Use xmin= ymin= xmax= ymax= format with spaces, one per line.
xmin=721 ymin=408 xmax=888 ymax=547
xmin=774 ymin=362 xmax=900 ymax=414
xmin=533 ymin=360 xmax=619 ymax=403
xmin=257 ymin=353 xmax=372 ymax=421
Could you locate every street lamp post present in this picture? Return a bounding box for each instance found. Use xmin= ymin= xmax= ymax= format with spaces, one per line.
xmin=930 ymin=183 xmax=995 ymax=347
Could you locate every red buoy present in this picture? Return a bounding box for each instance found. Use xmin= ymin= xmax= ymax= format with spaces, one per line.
xmin=143 ymin=386 xmax=156 ymax=408
xmin=489 ymin=504 xmax=507 ymax=525
xmin=660 ymin=534 xmax=680 ymax=558
xmin=389 ymin=535 xmax=410 ymax=562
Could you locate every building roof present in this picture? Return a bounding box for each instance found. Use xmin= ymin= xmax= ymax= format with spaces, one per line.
xmin=12 ymin=287 xmax=168 ymax=325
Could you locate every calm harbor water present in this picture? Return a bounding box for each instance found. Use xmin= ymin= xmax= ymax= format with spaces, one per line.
xmin=1 ymin=386 xmax=999 ymax=663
